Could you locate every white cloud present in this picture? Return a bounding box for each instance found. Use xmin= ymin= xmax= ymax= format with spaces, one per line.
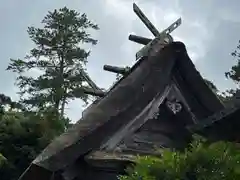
xmin=104 ymin=0 xmax=133 ymax=18
xmin=103 ymin=0 xmax=212 ymax=64
xmin=68 ymin=0 xmax=214 ymax=121
xmin=218 ymin=9 xmax=240 ymax=23
xmin=2 ymin=0 xmax=239 ymax=122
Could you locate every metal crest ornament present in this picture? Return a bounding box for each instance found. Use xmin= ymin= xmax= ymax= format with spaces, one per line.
xmin=166 ymin=100 xmax=182 ymax=114
xmin=132 ymin=3 xmax=182 ymax=60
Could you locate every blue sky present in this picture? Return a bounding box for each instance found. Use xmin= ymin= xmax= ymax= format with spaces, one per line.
xmin=0 ymin=0 xmax=239 ymax=121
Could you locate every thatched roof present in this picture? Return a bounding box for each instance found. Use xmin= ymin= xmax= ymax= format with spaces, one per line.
xmin=19 ymin=42 xmax=223 ymax=180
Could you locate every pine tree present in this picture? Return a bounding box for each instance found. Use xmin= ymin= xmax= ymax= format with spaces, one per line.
xmin=226 ymin=42 xmax=240 ymax=84
xmin=223 ymin=40 xmax=240 ymax=106
xmin=7 ymin=7 xmax=99 ymax=117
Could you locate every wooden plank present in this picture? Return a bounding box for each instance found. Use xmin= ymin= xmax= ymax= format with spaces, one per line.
xmin=86 ymin=151 xmax=136 ymax=162
xmin=133 ymin=3 xmax=160 ymax=37
xmin=85 ymin=151 xmax=136 ymax=171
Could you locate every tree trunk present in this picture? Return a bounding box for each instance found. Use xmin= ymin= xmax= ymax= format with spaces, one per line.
xmin=60 ymin=96 xmax=66 ymax=117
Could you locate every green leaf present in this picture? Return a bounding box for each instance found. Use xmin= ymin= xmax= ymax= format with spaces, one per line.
xmin=120 ymin=137 xmax=240 ymax=180
xmin=6 ymin=7 xmax=99 ymax=117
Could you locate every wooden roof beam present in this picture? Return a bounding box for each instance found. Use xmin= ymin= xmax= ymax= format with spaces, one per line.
xmin=128 ymin=34 xmax=152 ymax=45
xmin=103 ymin=65 xmax=130 ymax=75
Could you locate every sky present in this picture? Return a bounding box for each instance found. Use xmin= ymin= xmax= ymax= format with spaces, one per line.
xmin=0 ymin=0 xmax=240 ymax=122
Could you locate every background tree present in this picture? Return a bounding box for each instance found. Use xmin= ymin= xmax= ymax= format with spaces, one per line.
xmin=222 ymin=41 xmax=240 ymax=106
xmin=226 ymin=41 xmax=240 ymax=84
xmin=119 ymin=136 xmax=240 ymax=180
xmin=0 ymin=109 xmax=67 ymax=180
xmin=7 ymin=7 xmax=99 ymax=118
xmin=0 ymin=7 xmax=98 ymax=179
xmin=0 ymin=94 xmax=24 ymax=116
xmin=203 ymin=40 xmax=240 ymax=106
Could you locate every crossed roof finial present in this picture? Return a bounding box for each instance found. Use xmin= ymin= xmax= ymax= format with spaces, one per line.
xmin=131 ymin=3 xmax=182 ymax=60
xmin=80 ymin=3 xmax=182 ymax=98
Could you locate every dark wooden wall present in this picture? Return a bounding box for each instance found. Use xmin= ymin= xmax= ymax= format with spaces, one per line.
xmin=113 ymin=86 xmax=193 ymax=154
